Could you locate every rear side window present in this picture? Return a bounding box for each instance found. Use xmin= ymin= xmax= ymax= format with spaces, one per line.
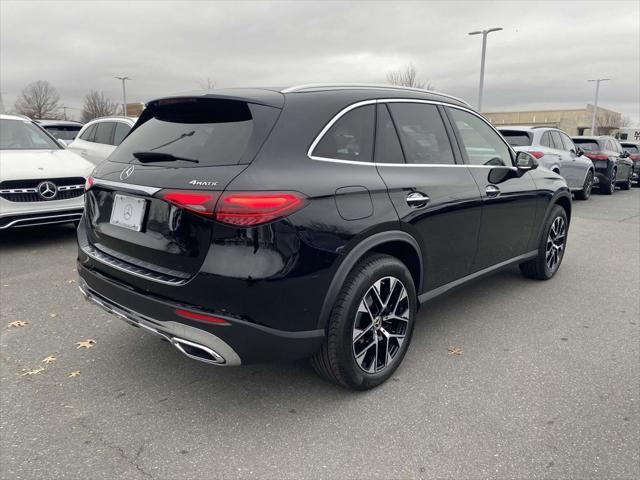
xmin=448 ymin=108 xmax=512 ymax=167
xmin=387 ymin=103 xmax=454 ymax=165
xmin=573 ymin=139 xmax=600 ymax=152
xmin=94 ymin=122 xmax=115 ymax=145
xmin=313 ymin=105 xmax=374 ymax=162
xmin=113 ymin=122 xmax=130 ymax=146
xmin=549 ymin=131 xmax=563 ymax=150
xmin=499 ymin=130 xmax=532 ymax=147
xmin=540 ymin=132 xmax=552 ymax=148
xmin=80 ymin=124 xmax=97 ymax=142
xmin=374 ymin=104 xmax=404 ymax=164
xmin=110 ymin=98 xmax=280 ymax=167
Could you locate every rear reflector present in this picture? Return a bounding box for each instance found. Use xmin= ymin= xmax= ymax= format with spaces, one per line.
xmin=175 ymin=308 xmax=229 ymax=325
xmin=529 ymin=151 xmax=545 ymax=159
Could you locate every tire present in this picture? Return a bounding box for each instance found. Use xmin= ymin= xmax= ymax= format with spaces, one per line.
xmin=311 ymin=253 xmax=417 ymax=390
xmin=599 ymin=169 xmax=616 ymax=195
xmin=574 ymin=170 xmax=594 ymax=200
xmin=519 ymin=205 xmax=568 ymax=280
xmin=620 ymin=171 xmax=632 ymax=190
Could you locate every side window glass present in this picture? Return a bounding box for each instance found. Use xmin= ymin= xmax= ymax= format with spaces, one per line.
xmin=540 ymin=132 xmax=552 ymax=148
xmin=549 ymin=131 xmax=563 ymax=150
xmin=312 ymin=105 xmax=374 ymax=162
xmin=387 ymin=103 xmax=455 ymax=165
xmin=93 ymin=122 xmax=115 ymax=145
xmin=113 ymin=122 xmax=131 ymax=146
xmin=374 ymin=104 xmax=404 ymax=164
xmin=560 ymin=133 xmax=575 ymax=151
xmin=80 ymin=124 xmax=97 ymax=142
xmin=448 ymin=108 xmax=512 ymax=166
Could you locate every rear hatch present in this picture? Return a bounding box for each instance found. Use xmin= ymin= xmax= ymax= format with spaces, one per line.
xmin=83 ymin=96 xmax=281 ymax=282
xmin=573 ymin=138 xmax=608 ymax=163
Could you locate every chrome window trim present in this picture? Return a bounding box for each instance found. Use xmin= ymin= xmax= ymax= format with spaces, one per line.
xmin=92 ymin=178 xmax=161 ymax=196
xmin=307 ymin=98 xmax=516 ymax=168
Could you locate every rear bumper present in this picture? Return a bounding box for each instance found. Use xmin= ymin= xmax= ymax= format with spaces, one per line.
xmin=77 ymin=262 xmax=325 ymax=365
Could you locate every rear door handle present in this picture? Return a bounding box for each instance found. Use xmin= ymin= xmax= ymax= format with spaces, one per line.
xmin=406 ymin=192 xmax=430 ymax=208
xmin=485 ymin=185 xmax=500 ymax=197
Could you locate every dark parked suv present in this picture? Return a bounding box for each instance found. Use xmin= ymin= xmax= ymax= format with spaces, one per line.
xmin=77 ymin=85 xmax=572 ymax=389
xmin=572 ymin=136 xmax=634 ymax=194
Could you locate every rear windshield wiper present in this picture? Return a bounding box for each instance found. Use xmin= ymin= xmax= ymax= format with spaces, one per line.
xmin=132 ymin=151 xmax=199 ymax=164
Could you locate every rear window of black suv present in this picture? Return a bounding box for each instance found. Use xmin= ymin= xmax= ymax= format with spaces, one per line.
xmin=109 ymin=98 xmax=280 ymax=167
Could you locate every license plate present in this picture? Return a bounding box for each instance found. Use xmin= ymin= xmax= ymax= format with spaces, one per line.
xmin=110 ymin=194 xmax=147 ymax=231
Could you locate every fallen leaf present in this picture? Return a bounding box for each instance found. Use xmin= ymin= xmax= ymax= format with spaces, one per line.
xmin=67 ymin=279 xmax=76 ymax=284
xmin=49 ymin=313 xmax=58 ymax=318
xmin=8 ymin=320 xmax=28 ymax=328
xmin=20 ymin=367 xmax=45 ymax=376
xmin=41 ymin=355 xmax=56 ymax=364
xmin=447 ymin=346 xmax=463 ymax=356
xmin=76 ymin=339 xmax=96 ymax=349
xmin=68 ymin=371 xmax=81 ymax=378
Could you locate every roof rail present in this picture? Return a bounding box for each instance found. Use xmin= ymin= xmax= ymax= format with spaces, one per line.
xmin=280 ymin=83 xmax=470 ymax=106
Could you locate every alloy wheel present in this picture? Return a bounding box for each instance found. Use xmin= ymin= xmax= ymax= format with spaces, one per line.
xmin=545 ymin=216 xmax=566 ymax=272
xmin=584 ymin=173 xmax=593 ymax=197
xmin=352 ymin=276 xmax=410 ymax=373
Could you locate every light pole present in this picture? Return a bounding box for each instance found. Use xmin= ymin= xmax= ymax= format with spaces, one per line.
xmin=115 ymin=76 xmax=131 ymax=116
xmin=468 ymin=27 xmax=502 ymax=112
xmin=588 ymin=78 xmax=610 ymax=135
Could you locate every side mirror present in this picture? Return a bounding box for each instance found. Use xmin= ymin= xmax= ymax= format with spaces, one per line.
xmin=575 ymin=146 xmax=584 ymax=156
xmin=621 ymin=150 xmax=630 ymax=158
xmin=515 ymin=151 xmax=538 ymax=171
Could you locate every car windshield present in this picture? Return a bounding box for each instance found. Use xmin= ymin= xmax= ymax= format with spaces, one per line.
xmin=0 ymin=119 xmax=60 ymax=150
xmin=572 ymin=139 xmax=600 ymax=152
xmin=44 ymin=125 xmax=81 ymax=140
xmin=499 ymin=130 xmax=532 ymax=146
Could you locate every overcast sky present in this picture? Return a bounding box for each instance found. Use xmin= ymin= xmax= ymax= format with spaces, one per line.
xmin=1 ymin=0 xmax=638 ymax=122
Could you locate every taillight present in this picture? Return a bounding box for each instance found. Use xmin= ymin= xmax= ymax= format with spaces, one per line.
xmin=158 ymin=190 xmax=307 ymax=226
xmin=161 ymin=191 xmax=219 ymax=217
xmin=175 ymin=308 xmax=229 ymax=325
xmin=529 ymin=151 xmax=545 ymax=159
xmin=586 ymin=153 xmax=609 ymax=160
xmin=85 ymin=176 xmax=94 ymax=190
xmin=216 ymin=192 xmax=307 ymax=226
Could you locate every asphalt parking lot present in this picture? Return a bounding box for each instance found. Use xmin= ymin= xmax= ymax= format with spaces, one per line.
xmin=1 ymin=189 xmax=639 ymax=480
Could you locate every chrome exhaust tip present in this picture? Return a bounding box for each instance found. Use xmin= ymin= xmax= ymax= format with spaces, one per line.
xmin=170 ymin=337 xmax=226 ymax=365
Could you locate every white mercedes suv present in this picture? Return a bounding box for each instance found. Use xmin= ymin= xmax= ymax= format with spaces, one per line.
xmin=0 ymin=114 xmax=94 ymax=229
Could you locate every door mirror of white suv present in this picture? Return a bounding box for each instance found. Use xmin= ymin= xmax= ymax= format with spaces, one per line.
xmin=516 ymin=151 xmax=538 ymax=171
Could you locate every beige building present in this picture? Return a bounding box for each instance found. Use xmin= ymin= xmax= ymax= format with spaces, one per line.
xmin=484 ymin=104 xmax=622 ymax=136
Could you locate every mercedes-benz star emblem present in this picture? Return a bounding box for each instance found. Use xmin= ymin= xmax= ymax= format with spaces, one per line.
xmin=37 ymin=181 xmax=57 ymax=200
xmin=120 ymin=165 xmax=135 ymax=181
xmin=123 ymin=204 xmax=133 ymax=221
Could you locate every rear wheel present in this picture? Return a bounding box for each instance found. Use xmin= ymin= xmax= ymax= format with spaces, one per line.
xmin=574 ymin=170 xmax=594 ymax=200
xmin=519 ymin=205 xmax=568 ymax=280
xmin=311 ymin=253 xmax=416 ymax=390
xmin=599 ymin=169 xmax=616 ymax=195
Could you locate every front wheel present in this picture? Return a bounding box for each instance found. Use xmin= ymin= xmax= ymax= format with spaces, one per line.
xmin=519 ymin=205 xmax=568 ymax=280
xmin=620 ymin=171 xmax=632 ymax=190
xmin=311 ymin=253 xmax=416 ymax=390
xmin=574 ymin=170 xmax=594 ymax=200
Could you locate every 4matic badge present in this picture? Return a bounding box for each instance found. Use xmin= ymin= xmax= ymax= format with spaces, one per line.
xmin=189 ymin=180 xmax=218 ymax=187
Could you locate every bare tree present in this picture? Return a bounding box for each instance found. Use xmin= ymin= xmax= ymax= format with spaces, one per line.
xmin=14 ymin=80 xmax=61 ymax=119
xmin=386 ymin=64 xmax=433 ymax=90
xmin=198 ymin=77 xmax=216 ymax=90
xmin=619 ymin=116 xmax=634 ymax=128
xmin=81 ymin=91 xmax=119 ymax=123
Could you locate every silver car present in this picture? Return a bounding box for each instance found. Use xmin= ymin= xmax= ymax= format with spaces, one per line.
xmin=67 ymin=116 xmax=137 ymax=165
xmin=498 ymin=126 xmax=595 ymax=200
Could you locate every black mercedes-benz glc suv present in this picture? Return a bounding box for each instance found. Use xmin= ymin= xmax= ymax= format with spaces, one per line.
xmin=77 ymin=84 xmax=571 ymax=390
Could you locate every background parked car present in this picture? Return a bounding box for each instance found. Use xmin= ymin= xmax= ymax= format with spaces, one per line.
xmin=68 ymin=116 xmax=136 ymax=165
xmin=35 ymin=119 xmax=83 ymax=146
xmin=498 ymin=126 xmax=595 ymax=200
xmin=0 ymin=114 xmax=93 ymax=229
xmin=572 ymin=136 xmax=634 ymax=194
xmin=620 ymin=141 xmax=640 ymax=186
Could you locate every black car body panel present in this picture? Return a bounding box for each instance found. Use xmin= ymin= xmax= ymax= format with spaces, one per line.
xmin=78 ymin=85 xmax=571 ymax=366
